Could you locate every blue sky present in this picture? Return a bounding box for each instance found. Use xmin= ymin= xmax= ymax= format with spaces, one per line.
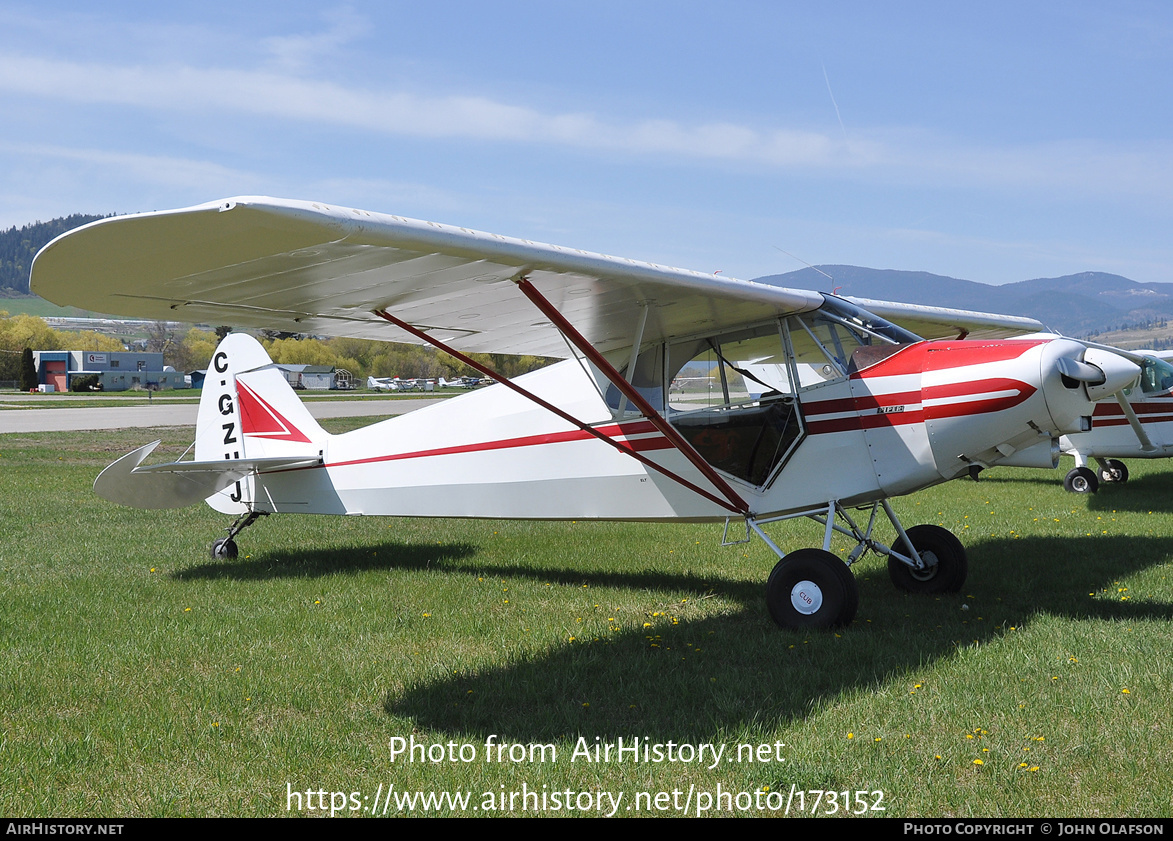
xmin=2 ymin=2 xmax=1172 ymax=286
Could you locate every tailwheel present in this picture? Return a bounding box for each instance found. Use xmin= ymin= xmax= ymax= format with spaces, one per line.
xmin=209 ymin=510 xmax=267 ymax=560
xmin=1064 ymin=466 xmax=1099 ymax=494
xmin=211 ymin=537 xmax=238 ymax=560
xmin=888 ymin=524 xmax=967 ymax=594
xmin=766 ymin=548 xmax=858 ymax=630
xmin=1098 ymin=459 xmax=1129 ymax=484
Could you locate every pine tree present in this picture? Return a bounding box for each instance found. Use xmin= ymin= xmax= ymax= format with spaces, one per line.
xmin=19 ymin=347 xmax=37 ymax=391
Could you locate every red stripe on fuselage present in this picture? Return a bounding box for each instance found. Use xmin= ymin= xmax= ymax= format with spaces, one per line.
xmin=1093 ymin=397 xmax=1173 ymax=417
xmin=849 ymin=339 xmax=1045 ymax=380
xmin=802 ymin=377 xmax=1035 ymax=434
xmin=1092 ymin=415 xmax=1173 ymax=428
xmin=803 ymin=390 xmax=922 ymax=418
xmin=806 ymin=409 xmax=927 ymax=435
xmin=321 ymin=421 xmax=672 ymax=471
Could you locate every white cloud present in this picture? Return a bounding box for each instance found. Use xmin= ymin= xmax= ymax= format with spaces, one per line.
xmin=1 ymin=50 xmax=1172 ymax=203
xmin=0 ymin=143 xmax=259 ymax=192
xmin=261 ymin=8 xmax=368 ymax=73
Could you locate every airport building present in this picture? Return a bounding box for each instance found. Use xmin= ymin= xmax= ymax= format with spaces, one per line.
xmin=33 ymin=350 xmax=188 ymax=392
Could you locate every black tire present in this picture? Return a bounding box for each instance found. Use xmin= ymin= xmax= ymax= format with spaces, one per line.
xmin=211 ymin=537 xmax=238 ymax=560
xmin=766 ymin=548 xmax=858 ymax=630
xmin=1064 ymin=466 xmax=1099 ymax=494
xmin=888 ymin=524 xmax=968 ymax=594
xmin=1099 ymin=460 xmax=1129 ymax=484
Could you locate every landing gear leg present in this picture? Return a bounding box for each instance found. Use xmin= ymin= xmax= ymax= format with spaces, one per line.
xmin=765 ymin=548 xmax=858 ymax=630
xmin=749 ymin=498 xmax=974 ymax=628
xmin=210 ymin=510 xmax=268 ymax=560
xmin=888 ymin=524 xmax=967 ymax=593
xmin=747 ymin=513 xmax=858 ymax=631
xmin=746 ymin=499 xmax=969 ymax=630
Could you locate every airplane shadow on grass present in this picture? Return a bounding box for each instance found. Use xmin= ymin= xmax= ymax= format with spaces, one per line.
xmin=172 ymin=540 xmax=481 ymax=581
xmin=1085 ymin=470 xmax=1173 ymax=514
xmin=379 ymin=532 xmax=1173 ymax=745
xmin=980 ymin=465 xmax=1173 ymax=513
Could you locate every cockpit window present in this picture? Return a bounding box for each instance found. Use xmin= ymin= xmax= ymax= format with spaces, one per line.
xmin=1139 ymin=356 xmax=1173 ymax=394
xmin=785 ymin=299 xmax=919 ymax=387
xmin=666 ymin=322 xmax=802 ymax=487
xmin=597 ymin=298 xmax=920 ymax=488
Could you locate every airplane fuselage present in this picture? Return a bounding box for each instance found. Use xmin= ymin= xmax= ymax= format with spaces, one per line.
xmin=207 ymin=331 xmax=1102 ymax=523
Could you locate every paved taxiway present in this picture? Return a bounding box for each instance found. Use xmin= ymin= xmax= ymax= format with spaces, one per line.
xmin=0 ymin=397 xmax=444 ymax=434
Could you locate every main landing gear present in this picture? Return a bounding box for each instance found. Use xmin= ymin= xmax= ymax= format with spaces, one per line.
xmin=1064 ymin=466 xmax=1098 ymax=494
xmin=745 ymin=500 xmax=968 ymax=631
xmin=765 ymin=548 xmax=858 ymax=630
xmin=1064 ymin=458 xmax=1129 ymax=494
xmin=210 ymin=510 xmax=268 ymax=560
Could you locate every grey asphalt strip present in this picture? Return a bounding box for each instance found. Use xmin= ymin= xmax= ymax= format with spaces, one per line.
xmin=0 ymin=398 xmax=444 ymax=434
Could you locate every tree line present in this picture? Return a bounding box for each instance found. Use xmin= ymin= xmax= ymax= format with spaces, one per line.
xmin=1 ymin=314 xmax=553 ymax=385
xmin=0 ymin=215 xmax=108 ymax=294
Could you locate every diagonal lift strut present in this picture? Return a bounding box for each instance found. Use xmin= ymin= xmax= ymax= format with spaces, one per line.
xmin=372 ymin=302 xmax=748 ymax=515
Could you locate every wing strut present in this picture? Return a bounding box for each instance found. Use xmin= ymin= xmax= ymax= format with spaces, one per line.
xmin=1116 ymin=392 xmax=1158 ymax=452
xmin=372 ymin=309 xmax=747 ymax=515
xmin=515 ymin=278 xmax=750 ymax=515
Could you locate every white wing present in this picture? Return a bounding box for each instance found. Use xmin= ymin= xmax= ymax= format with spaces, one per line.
xmin=32 ymin=196 xmax=1042 ymax=355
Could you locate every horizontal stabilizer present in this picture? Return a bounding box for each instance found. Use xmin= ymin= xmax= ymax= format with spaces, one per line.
xmin=94 ymin=441 xmax=321 ymax=510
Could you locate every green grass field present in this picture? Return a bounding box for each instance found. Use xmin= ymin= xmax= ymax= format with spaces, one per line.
xmin=0 ymin=294 xmax=98 ymax=319
xmin=1 ymin=421 xmax=1171 ymax=817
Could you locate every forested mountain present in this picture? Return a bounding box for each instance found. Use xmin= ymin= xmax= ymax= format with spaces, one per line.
xmin=0 ymin=215 xmax=107 ymax=294
xmin=755 ymin=266 xmax=1173 ymax=337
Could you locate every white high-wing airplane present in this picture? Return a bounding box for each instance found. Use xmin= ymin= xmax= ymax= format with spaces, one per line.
xmin=366 ymin=375 xmax=400 ymax=392
xmin=438 ymin=376 xmax=480 ymax=389
xmin=30 ymin=197 xmax=1140 ymax=630
xmin=1051 ymin=350 xmax=1173 ymax=493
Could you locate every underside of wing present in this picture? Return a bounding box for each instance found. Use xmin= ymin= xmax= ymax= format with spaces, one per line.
xmin=31 ymin=197 xmax=825 ymax=359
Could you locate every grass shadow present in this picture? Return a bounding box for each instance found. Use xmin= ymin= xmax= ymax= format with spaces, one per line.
xmin=1085 ymin=470 xmax=1173 ymax=513
xmin=173 ymin=540 xmax=480 ymax=581
xmin=383 ymin=533 xmax=1173 ymax=743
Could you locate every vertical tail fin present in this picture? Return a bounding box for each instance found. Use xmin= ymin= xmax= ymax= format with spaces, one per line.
xmin=196 ymin=333 xmax=329 ymax=514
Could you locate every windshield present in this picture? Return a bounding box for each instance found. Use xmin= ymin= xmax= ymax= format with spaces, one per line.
xmin=819 ymin=296 xmax=923 ymax=345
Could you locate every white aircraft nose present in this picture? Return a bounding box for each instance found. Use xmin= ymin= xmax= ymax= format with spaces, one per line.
xmin=1082 ymin=347 xmax=1142 ymax=402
